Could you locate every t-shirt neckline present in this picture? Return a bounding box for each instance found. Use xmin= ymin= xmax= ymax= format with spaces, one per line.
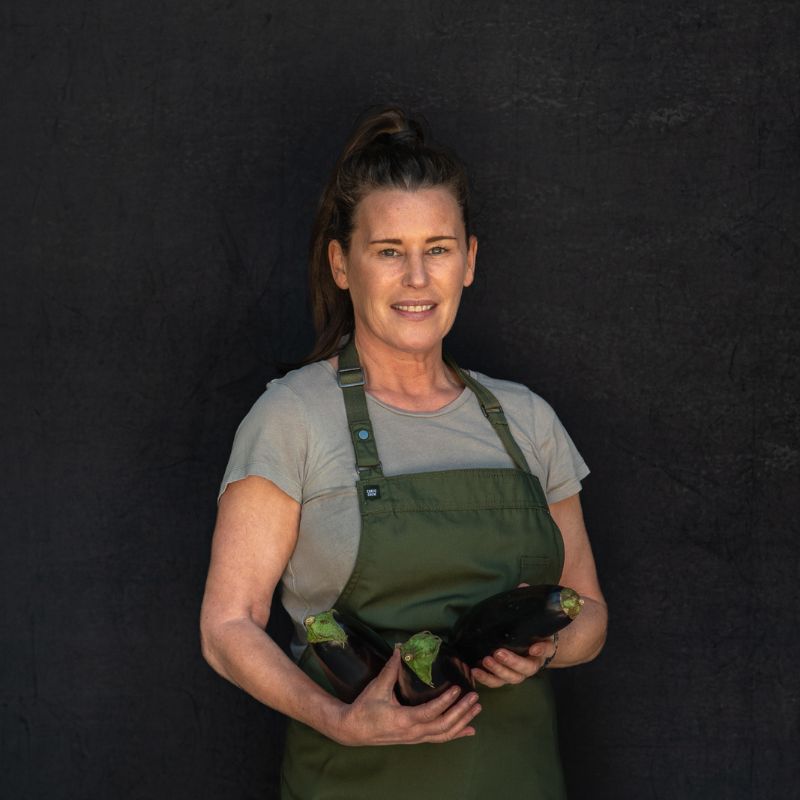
xmin=320 ymin=360 xmax=474 ymax=418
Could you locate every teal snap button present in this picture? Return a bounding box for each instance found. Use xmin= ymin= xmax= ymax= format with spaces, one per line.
xmin=357 ymin=429 xmax=370 ymax=440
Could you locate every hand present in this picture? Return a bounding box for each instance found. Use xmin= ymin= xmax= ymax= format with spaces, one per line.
xmin=332 ymin=648 xmax=481 ymax=746
xmin=471 ymin=639 xmax=554 ymax=688
xmin=471 ymin=582 xmax=554 ymax=689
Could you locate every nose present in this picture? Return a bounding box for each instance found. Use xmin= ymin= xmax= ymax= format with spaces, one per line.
xmin=402 ymin=250 xmax=429 ymax=288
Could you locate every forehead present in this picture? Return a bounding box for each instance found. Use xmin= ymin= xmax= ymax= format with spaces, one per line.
xmin=353 ymin=187 xmax=461 ymax=237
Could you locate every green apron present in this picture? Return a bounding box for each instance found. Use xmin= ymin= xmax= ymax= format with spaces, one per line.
xmin=281 ymin=339 xmax=567 ymax=800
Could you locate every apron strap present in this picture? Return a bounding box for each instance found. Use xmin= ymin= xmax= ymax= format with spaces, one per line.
xmin=443 ymin=351 xmax=533 ymax=475
xmin=336 ymin=337 xmax=533 ymax=477
xmin=337 ymin=337 xmax=384 ymax=479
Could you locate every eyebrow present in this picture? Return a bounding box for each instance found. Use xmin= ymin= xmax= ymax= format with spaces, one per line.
xmin=368 ymin=236 xmax=459 ymax=244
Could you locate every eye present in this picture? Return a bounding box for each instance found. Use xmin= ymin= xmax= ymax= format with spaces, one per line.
xmin=378 ymin=248 xmax=401 ymax=257
xmin=428 ymin=245 xmax=449 ymax=255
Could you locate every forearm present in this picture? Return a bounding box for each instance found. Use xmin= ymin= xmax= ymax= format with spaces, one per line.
xmin=202 ymin=617 xmax=346 ymax=741
xmin=547 ymin=595 xmax=607 ymax=668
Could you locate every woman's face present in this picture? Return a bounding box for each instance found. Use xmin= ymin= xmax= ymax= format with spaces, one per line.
xmin=329 ymin=186 xmax=477 ymax=359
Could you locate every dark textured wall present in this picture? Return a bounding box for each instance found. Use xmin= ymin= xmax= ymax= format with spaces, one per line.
xmin=2 ymin=2 xmax=798 ymax=798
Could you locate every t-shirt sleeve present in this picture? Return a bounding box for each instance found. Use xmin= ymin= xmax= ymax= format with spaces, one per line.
xmin=528 ymin=392 xmax=590 ymax=504
xmin=217 ymin=381 xmax=307 ymax=504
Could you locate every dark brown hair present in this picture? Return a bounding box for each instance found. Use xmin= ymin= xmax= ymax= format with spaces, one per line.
xmin=301 ymin=105 xmax=472 ymax=364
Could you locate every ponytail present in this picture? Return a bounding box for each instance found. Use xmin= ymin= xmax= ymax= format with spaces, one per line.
xmin=300 ymin=105 xmax=471 ymax=365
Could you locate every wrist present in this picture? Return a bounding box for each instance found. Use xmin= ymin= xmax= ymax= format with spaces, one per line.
xmin=316 ymin=693 xmax=352 ymax=745
xmin=541 ymin=631 xmax=559 ymax=669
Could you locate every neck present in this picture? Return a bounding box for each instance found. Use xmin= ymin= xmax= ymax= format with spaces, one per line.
xmin=344 ymin=332 xmax=464 ymax=412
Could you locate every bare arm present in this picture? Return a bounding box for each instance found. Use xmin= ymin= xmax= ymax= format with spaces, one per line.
xmin=543 ymin=492 xmax=608 ymax=666
xmin=200 ymin=475 xmax=481 ymax=745
xmin=472 ymin=492 xmax=608 ymax=686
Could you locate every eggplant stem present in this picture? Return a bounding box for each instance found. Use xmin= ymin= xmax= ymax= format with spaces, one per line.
xmin=400 ymin=632 xmax=441 ymax=687
xmin=560 ymin=589 xmax=584 ymax=620
xmin=305 ymin=610 xmax=348 ymax=646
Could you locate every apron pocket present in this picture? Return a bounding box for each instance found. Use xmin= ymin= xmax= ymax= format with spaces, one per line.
xmin=518 ymin=554 xmax=553 ymax=585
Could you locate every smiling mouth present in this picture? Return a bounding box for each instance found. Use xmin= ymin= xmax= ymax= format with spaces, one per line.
xmin=391 ymin=304 xmax=436 ymax=312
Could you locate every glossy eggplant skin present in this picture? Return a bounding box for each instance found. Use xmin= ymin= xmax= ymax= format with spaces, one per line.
xmin=306 ymin=610 xmax=393 ymax=703
xmin=451 ymin=584 xmax=582 ymax=668
xmin=396 ymin=636 xmax=475 ymax=707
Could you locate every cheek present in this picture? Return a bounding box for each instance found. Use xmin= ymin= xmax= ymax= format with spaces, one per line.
xmin=353 ymin=270 xmax=392 ymax=304
xmin=350 ymin=283 xmax=387 ymax=321
xmin=445 ymin=271 xmax=469 ymax=299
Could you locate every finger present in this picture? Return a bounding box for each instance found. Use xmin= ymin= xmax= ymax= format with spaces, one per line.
xmin=414 ymin=723 xmax=478 ymax=745
xmin=410 ymin=684 xmax=471 ymax=723
xmin=480 ymin=652 xmax=533 ymax=683
xmin=422 ymin=721 xmax=479 ymax=744
xmin=398 ymin=692 xmax=477 ymax=746
xmin=471 ymin=667 xmax=505 ymax=689
xmin=481 ymin=655 xmax=525 ymax=683
xmin=433 ymin=691 xmax=481 ymax=731
xmin=451 ymin=725 xmax=477 ymax=740
xmin=493 ymin=648 xmax=541 ymax=675
xmin=516 ymin=582 xmax=530 ymax=588
xmin=528 ymin=642 xmax=548 ymax=658
xmin=416 ymin=696 xmax=482 ymax=744
xmin=366 ymin=648 xmax=401 ymax=695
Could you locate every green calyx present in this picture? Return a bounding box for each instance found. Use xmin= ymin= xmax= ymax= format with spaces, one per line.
xmin=400 ymin=631 xmax=441 ymax=687
xmin=304 ymin=611 xmax=348 ymax=646
xmin=560 ymin=588 xmax=584 ymax=620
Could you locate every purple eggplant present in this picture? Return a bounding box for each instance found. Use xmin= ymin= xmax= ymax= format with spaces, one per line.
xmin=451 ymin=584 xmax=584 ymax=667
xmin=395 ymin=631 xmax=475 ymax=706
xmin=304 ymin=609 xmax=393 ymax=703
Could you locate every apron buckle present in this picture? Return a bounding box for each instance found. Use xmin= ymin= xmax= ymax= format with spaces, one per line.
xmin=481 ymin=403 xmax=505 ymax=420
xmin=357 ymin=462 xmax=382 ymax=473
xmin=337 ymin=366 xmax=365 ymax=388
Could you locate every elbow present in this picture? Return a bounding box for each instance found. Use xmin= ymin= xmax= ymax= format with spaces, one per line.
xmin=199 ymin=603 xmax=232 ymax=676
xmin=199 ymin=618 xmax=221 ymax=673
xmin=584 ymin=629 xmax=607 ymax=664
xmin=583 ymin=602 xmax=609 ymax=664
xmin=199 ymin=621 xmax=213 ymax=662
xmin=571 ymin=599 xmax=608 ymax=666
xmin=199 ymin=603 xmax=268 ymax=677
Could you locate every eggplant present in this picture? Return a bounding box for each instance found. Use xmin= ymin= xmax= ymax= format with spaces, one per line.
xmin=395 ymin=631 xmax=475 ymax=706
xmin=304 ymin=609 xmax=393 ymax=703
xmin=450 ymin=584 xmax=584 ymax=667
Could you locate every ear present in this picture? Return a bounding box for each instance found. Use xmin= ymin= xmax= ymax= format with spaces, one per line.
xmin=463 ymin=234 xmax=478 ymax=288
xmin=329 ymin=240 xmax=349 ymax=290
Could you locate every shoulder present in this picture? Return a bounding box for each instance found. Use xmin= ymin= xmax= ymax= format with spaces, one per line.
xmin=221 ymin=360 xmax=347 ymax=501
xmin=464 ymin=367 xmax=589 ymax=501
xmin=231 ymin=361 xmax=342 ymax=444
xmin=463 ymin=368 xmax=559 ymax=428
xmin=266 ymin=360 xmax=336 ymax=398
xmin=247 ymin=361 xmax=337 ymax=413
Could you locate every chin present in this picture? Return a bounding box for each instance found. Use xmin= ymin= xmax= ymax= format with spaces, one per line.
xmin=389 ymin=333 xmax=446 ymax=354
xmin=359 ymin=318 xmax=452 ymax=356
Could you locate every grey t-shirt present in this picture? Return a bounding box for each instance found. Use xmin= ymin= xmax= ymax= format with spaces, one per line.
xmin=218 ymin=359 xmax=590 ymax=659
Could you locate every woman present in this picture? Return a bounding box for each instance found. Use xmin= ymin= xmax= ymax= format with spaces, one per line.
xmin=200 ymin=106 xmax=607 ymax=799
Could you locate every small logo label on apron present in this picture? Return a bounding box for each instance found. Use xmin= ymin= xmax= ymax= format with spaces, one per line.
xmin=364 ymin=485 xmax=381 ymax=500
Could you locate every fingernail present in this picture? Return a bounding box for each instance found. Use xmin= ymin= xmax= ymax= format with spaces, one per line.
xmin=496 ymin=651 xmax=507 ymax=661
